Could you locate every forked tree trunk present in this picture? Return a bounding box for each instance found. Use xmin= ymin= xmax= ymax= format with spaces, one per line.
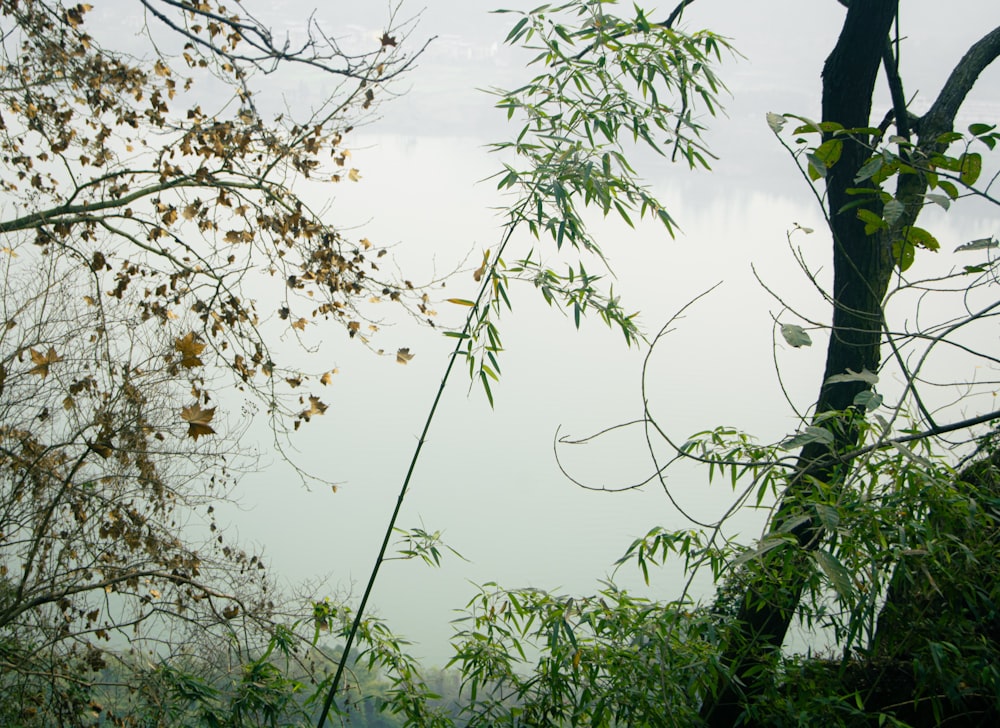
xmin=701 ymin=2 xmax=1000 ymax=725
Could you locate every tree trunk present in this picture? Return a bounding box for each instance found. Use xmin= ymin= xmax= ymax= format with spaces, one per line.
xmin=701 ymin=3 xmax=900 ymax=725
xmin=702 ymin=8 xmax=1000 ymax=725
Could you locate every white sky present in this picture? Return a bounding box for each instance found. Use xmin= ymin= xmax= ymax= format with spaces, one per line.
xmin=158 ymin=1 xmax=1000 ymax=665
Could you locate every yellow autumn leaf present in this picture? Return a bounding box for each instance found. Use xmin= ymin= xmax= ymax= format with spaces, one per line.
xmin=396 ymin=347 xmax=414 ymax=365
xmin=348 ymin=168 xmax=361 ymax=182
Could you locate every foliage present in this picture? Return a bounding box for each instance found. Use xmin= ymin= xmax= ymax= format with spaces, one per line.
xmin=4 ymin=0 xmax=999 ymax=726
xmin=0 ymin=0 xmax=428 ymax=724
xmin=315 ymin=2 xmax=732 ymax=721
xmin=451 ymin=0 xmax=732 ymax=403
xmin=362 ymin=3 xmax=1000 ymax=728
xmin=446 ymin=581 xmax=721 ymax=727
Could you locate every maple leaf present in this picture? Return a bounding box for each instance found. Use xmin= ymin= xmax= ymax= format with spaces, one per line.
xmin=396 ymin=347 xmax=414 ymax=365
xmin=180 ymin=403 xmax=216 ymax=440
xmin=380 ymin=32 xmax=397 ymax=48
xmin=174 ymin=332 xmax=205 ymax=368
xmin=29 ymin=347 xmax=63 ymax=378
xmin=291 ymin=317 xmax=308 ymax=331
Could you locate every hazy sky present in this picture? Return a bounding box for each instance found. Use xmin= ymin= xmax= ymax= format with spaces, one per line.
xmin=186 ymin=1 xmax=1000 ymax=666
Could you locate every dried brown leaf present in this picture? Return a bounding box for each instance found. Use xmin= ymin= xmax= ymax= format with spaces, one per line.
xmin=174 ymin=332 xmax=206 ymax=369
xmin=29 ymin=347 xmax=63 ymax=378
xmin=180 ymin=403 xmax=216 ymax=440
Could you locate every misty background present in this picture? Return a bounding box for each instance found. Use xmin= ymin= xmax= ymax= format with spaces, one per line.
xmin=107 ymin=0 xmax=997 ymax=666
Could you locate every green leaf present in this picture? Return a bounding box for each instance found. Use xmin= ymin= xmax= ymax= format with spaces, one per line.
xmin=960 ymin=152 xmax=982 ymax=186
xmin=505 ymin=16 xmax=530 ymax=44
xmin=806 ymin=153 xmax=826 ymax=181
xmin=814 ymin=549 xmax=855 ymax=601
xmin=814 ymin=138 xmax=843 ymax=169
xmin=937 ymin=180 xmax=960 ymax=199
xmin=731 ymin=535 xmax=790 ymax=568
xmin=969 ymin=122 xmax=996 ymax=136
xmin=892 ymin=441 xmax=934 ymax=469
xmin=854 ymin=154 xmax=884 ymax=183
xmin=780 ymin=324 xmax=812 ymax=348
xmin=924 ymin=193 xmax=951 ymax=210
xmin=935 ymin=131 xmax=964 ymax=145
xmin=882 ymin=198 xmax=904 ymax=226
xmin=781 ymin=426 xmax=834 ymax=450
xmin=852 ymin=390 xmax=882 ymax=412
xmin=814 ymin=504 xmax=840 ymax=533
xmin=789 ymin=116 xmax=822 ymax=134
xmin=955 ymin=237 xmax=998 ymax=252
xmin=825 ymin=367 xmax=878 ymax=385
xmin=857 ymin=208 xmax=886 ymax=235
xmin=892 ymin=238 xmax=915 ymax=271
xmin=766 ymin=112 xmax=785 ymax=133
xmin=479 ymin=370 xmax=494 ymax=408
xmin=905 ymin=226 xmax=939 ymax=251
